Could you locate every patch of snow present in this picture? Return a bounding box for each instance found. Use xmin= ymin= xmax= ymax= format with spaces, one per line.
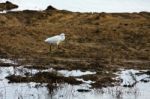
xmin=58 ymin=70 xmax=96 ymax=77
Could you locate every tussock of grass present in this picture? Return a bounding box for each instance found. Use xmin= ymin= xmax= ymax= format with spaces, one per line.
xmin=6 ymin=71 xmax=82 ymax=85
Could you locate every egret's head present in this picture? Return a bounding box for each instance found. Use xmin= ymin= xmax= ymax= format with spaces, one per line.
xmin=60 ymin=33 xmax=65 ymax=41
xmin=60 ymin=33 xmax=65 ymax=36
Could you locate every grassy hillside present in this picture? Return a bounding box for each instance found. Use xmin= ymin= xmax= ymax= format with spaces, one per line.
xmin=0 ymin=8 xmax=150 ymax=70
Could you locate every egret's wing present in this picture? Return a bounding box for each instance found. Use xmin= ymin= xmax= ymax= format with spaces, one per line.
xmin=45 ymin=35 xmax=61 ymax=44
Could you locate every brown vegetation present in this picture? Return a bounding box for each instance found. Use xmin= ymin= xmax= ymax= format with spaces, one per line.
xmin=6 ymin=71 xmax=82 ymax=84
xmin=0 ymin=4 xmax=150 ymax=88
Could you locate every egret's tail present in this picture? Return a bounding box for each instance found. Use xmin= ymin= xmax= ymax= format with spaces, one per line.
xmin=44 ymin=39 xmax=48 ymax=42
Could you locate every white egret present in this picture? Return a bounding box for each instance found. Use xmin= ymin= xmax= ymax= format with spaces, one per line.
xmin=45 ymin=33 xmax=65 ymax=52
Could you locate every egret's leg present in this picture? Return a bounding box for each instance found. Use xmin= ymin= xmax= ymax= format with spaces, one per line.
xmin=57 ymin=42 xmax=60 ymax=49
xmin=49 ymin=45 xmax=52 ymax=52
xmin=57 ymin=44 xmax=59 ymax=49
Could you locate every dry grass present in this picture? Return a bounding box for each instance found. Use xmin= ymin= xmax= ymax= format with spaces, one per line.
xmin=0 ymin=9 xmax=150 ymax=70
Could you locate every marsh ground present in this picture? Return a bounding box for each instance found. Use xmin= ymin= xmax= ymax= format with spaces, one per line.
xmin=0 ymin=3 xmax=150 ymax=88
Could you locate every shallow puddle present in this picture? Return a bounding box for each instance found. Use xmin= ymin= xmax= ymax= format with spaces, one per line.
xmin=0 ymin=67 xmax=48 ymax=99
xmin=117 ymin=69 xmax=150 ymax=86
xmin=0 ymin=58 xmax=150 ymax=99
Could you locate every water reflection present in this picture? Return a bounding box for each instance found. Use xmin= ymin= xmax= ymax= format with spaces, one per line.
xmin=0 ymin=62 xmax=150 ymax=99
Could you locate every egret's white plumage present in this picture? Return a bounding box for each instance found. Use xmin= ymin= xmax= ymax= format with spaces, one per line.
xmin=45 ymin=33 xmax=65 ymax=52
xmin=45 ymin=33 xmax=65 ymax=45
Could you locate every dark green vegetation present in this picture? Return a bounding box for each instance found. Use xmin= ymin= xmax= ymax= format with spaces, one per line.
xmin=0 ymin=3 xmax=150 ymax=88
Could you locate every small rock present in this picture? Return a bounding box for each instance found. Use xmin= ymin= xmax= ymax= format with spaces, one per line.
xmin=77 ymin=89 xmax=91 ymax=92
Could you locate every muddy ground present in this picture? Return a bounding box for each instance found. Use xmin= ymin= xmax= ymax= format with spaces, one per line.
xmin=0 ymin=2 xmax=150 ymax=89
